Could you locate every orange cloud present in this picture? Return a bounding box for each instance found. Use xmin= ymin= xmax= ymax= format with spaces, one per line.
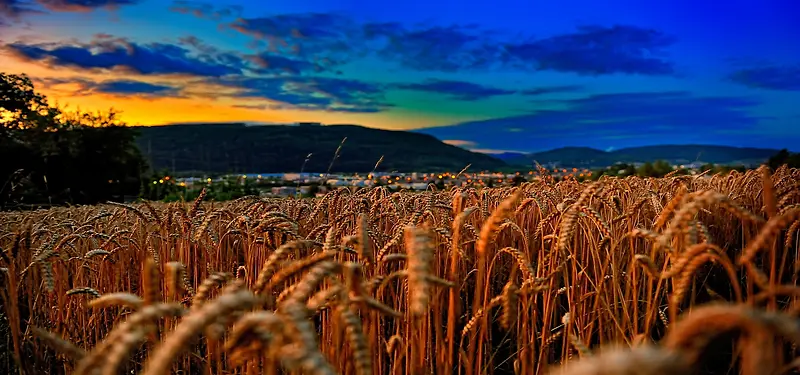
xmin=442 ymin=139 xmax=477 ymax=147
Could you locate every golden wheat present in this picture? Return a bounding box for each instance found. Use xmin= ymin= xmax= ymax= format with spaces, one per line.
xmin=0 ymin=166 xmax=799 ymax=375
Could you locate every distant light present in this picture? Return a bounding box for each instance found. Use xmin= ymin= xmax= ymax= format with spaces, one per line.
xmin=153 ymin=181 xmax=158 ymax=185
xmin=159 ymin=179 xmax=164 ymax=184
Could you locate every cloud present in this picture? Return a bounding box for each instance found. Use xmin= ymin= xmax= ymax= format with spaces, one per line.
xmin=502 ymin=25 xmax=676 ymax=76
xmin=226 ymin=13 xmax=678 ymax=76
xmin=442 ymin=139 xmax=477 ymax=147
xmin=244 ymin=52 xmax=329 ymax=75
xmin=169 ymin=0 xmax=241 ymax=20
xmin=394 ymin=79 xmax=516 ymax=101
xmin=229 ymin=14 xmax=504 ymax=72
xmin=6 ymin=33 xmax=395 ymax=112
xmin=211 ymin=76 xmax=393 ymax=113
xmin=365 ymin=23 xmax=503 ymax=72
xmin=520 ymin=85 xmax=585 ymax=96
xmin=1 ymin=0 xmax=139 ymax=25
xmin=0 ymin=0 xmax=43 ymax=24
xmin=34 ymin=76 xmax=180 ymax=98
xmin=231 ymin=104 xmax=271 ymax=110
xmin=92 ymin=79 xmax=178 ymax=96
xmin=231 ymin=14 xmax=495 ymax=72
xmin=228 ymin=13 xmax=357 ymax=65
xmin=416 ymin=91 xmax=771 ymax=152
xmin=5 ymin=35 xmax=245 ymax=77
xmin=728 ymin=64 xmax=800 ymax=91
xmin=36 ymin=0 xmax=141 ymax=12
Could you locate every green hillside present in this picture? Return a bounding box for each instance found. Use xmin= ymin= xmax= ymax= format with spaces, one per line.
xmin=135 ymin=123 xmax=506 ymax=174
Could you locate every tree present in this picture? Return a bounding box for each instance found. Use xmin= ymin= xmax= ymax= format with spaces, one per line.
xmin=653 ymin=160 xmax=673 ymax=176
xmin=768 ymin=149 xmax=800 ymax=169
xmin=1 ymin=72 xmax=147 ymax=209
xmin=511 ymin=175 xmax=526 ymax=186
xmin=0 ymin=73 xmax=60 ymax=132
xmin=637 ymin=162 xmax=656 ymax=177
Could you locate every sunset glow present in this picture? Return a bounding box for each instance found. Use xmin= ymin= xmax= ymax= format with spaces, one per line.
xmin=1 ymin=0 xmax=798 ymax=152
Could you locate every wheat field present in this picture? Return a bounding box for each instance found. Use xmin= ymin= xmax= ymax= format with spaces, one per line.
xmin=1 ymin=165 xmax=800 ymax=375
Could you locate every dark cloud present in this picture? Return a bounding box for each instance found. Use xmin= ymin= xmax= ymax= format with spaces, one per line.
xmin=92 ymin=79 xmax=178 ymax=96
xmin=212 ymin=76 xmax=393 ymax=113
xmin=175 ymin=35 xmax=324 ymax=75
xmin=0 ymin=0 xmax=29 ymax=18
xmin=728 ymin=64 xmax=800 ymax=91
xmin=0 ymin=0 xmax=42 ymax=24
xmin=227 ymin=13 xmax=677 ymax=76
xmin=176 ymin=35 xmax=218 ymax=54
xmin=244 ymin=52 xmax=326 ymax=75
xmin=35 ymin=76 xmax=180 ymax=98
xmin=169 ymin=0 xmax=241 ymax=20
xmin=228 ymin=14 xmax=504 ymax=72
xmin=394 ymin=79 xmax=516 ymax=101
xmin=417 ymin=91 xmax=768 ymax=152
xmin=5 ymin=33 xmax=388 ymax=112
xmin=230 ymin=15 xmax=501 ymax=72
xmin=229 ymin=13 xmax=357 ymax=65
xmin=502 ymin=25 xmax=676 ymax=76
xmin=36 ymin=0 xmax=141 ymax=12
xmin=0 ymin=0 xmax=137 ymax=25
xmin=366 ymin=23 xmax=503 ymax=72
xmin=5 ymin=35 xmax=245 ymax=77
xmin=520 ymin=85 xmax=585 ymax=96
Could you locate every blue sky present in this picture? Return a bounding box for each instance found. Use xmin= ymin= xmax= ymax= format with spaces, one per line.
xmin=1 ymin=0 xmax=798 ymax=153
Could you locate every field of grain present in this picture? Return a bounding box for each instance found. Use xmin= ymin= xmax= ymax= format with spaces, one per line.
xmin=1 ymin=165 xmax=799 ymax=375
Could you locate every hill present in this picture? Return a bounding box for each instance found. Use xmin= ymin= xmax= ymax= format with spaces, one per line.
xmin=487 ymin=152 xmax=528 ymax=162
xmin=506 ymin=144 xmax=780 ymax=168
xmin=134 ymin=123 xmax=506 ymax=174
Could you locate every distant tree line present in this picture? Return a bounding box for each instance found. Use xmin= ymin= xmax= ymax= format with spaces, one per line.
xmin=586 ymin=160 xmax=753 ymax=180
xmin=767 ymin=149 xmax=800 ymax=170
xmin=1 ymin=72 xmax=146 ymax=210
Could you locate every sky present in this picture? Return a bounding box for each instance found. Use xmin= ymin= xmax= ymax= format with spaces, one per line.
xmin=1 ymin=0 xmax=799 ymax=154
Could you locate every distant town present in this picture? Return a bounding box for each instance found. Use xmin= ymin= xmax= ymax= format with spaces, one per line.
xmin=153 ymin=161 xmax=714 ymax=199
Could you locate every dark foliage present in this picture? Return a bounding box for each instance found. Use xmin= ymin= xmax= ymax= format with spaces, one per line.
xmin=0 ymin=72 xmax=147 ymax=209
xmin=767 ymin=149 xmax=800 ymax=170
xmin=135 ymin=123 xmax=507 ymax=174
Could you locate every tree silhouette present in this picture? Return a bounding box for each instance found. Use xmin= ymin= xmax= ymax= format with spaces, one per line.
xmin=1 ymin=72 xmax=147 ymax=209
xmin=768 ymin=149 xmax=800 ymax=170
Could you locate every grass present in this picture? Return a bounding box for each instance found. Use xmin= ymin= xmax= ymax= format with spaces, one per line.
xmin=0 ymin=164 xmax=799 ymax=375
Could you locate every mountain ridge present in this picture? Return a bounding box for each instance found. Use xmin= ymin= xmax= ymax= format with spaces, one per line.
xmin=133 ymin=122 xmax=785 ymax=173
xmin=504 ymin=144 xmax=782 ymax=167
xmin=133 ymin=123 xmax=507 ymax=174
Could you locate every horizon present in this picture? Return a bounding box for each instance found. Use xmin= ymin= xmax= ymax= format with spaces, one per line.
xmin=1 ymin=0 xmax=799 ymax=153
xmin=131 ymin=122 xmax=799 ymax=155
